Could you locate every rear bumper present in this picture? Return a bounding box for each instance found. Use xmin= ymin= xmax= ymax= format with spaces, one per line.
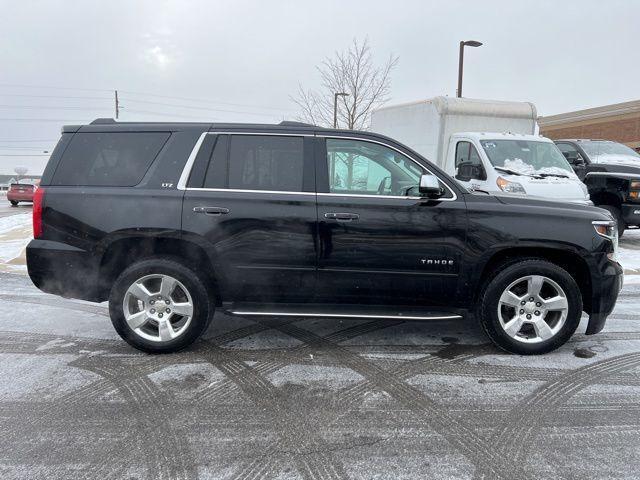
xmin=621 ymin=203 xmax=640 ymax=226
xmin=586 ymin=259 xmax=624 ymax=335
xmin=7 ymin=192 xmax=33 ymax=202
xmin=26 ymin=239 xmax=102 ymax=301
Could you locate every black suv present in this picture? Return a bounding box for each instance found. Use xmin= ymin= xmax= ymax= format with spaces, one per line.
xmin=27 ymin=119 xmax=623 ymax=355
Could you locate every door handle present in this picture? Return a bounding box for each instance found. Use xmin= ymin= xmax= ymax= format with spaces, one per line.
xmin=324 ymin=212 xmax=359 ymax=222
xmin=193 ymin=206 xmax=230 ymax=215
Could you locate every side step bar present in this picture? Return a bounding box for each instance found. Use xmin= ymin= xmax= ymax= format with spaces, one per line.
xmin=224 ymin=303 xmax=462 ymax=321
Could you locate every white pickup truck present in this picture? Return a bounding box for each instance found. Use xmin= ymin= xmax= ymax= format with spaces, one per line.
xmin=371 ymin=96 xmax=591 ymax=204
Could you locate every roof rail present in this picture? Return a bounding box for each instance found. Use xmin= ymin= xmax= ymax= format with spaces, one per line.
xmin=90 ymin=118 xmax=117 ymax=125
xmin=278 ymin=120 xmax=315 ymax=127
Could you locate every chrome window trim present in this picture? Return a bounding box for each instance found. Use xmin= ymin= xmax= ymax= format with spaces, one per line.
xmin=318 ymin=134 xmax=458 ymax=201
xmin=186 ymin=187 xmax=315 ymax=196
xmin=177 ymin=132 xmax=209 ymax=190
xmin=177 ymin=131 xmax=312 ymax=191
xmin=177 ymin=131 xmax=460 ymax=202
xmin=318 ymin=192 xmax=428 ymax=200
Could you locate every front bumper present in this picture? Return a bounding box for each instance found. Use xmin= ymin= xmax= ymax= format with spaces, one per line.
xmin=622 ymin=203 xmax=640 ymax=226
xmin=585 ymin=259 xmax=624 ymax=335
xmin=26 ymin=239 xmax=102 ymax=301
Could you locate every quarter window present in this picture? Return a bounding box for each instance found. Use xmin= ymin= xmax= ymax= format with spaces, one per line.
xmin=51 ymin=132 xmax=170 ymax=186
xmin=326 ymin=138 xmax=423 ymax=196
xmin=227 ymin=135 xmax=304 ymax=191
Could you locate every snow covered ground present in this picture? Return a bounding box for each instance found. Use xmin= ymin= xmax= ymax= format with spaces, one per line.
xmin=0 ymin=211 xmax=31 ymax=273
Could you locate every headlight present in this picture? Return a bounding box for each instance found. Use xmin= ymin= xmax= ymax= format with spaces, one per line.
xmin=631 ymin=180 xmax=640 ymax=189
xmin=593 ymin=220 xmax=618 ymax=261
xmin=496 ymin=176 xmax=526 ymax=194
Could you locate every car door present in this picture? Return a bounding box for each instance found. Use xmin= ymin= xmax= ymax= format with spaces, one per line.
xmin=181 ymin=131 xmax=318 ymax=303
xmin=314 ymin=134 xmax=468 ymax=307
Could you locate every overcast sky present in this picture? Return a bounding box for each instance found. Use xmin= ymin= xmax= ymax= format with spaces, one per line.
xmin=1 ymin=0 xmax=638 ymax=174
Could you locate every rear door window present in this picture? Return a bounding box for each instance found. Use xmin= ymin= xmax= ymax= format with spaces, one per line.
xmin=51 ymin=132 xmax=170 ymax=186
xmin=226 ymin=135 xmax=304 ymax=192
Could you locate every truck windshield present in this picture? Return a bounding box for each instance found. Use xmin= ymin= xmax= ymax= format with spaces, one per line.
xmin=480 ymin=140 xmax=573 ymax=176
xmin=580 ymin=141 xmax=640 ymax=161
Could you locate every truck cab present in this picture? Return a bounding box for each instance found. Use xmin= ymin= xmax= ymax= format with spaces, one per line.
xmin=371 ymin=96 xmax=591 ymax=204
xmin=555 ymin=139 xmax=640 ymax=235
xmin=448 ymin=132 xmax=590 ymax=203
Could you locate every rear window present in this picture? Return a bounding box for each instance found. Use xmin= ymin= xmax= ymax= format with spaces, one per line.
xmin=51 ymin=132 xmax=170 ymax=186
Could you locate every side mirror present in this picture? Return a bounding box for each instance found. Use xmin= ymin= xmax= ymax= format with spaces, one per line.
xmin=456 ymin=162 xmax=486 ymax=182
xmin=563 ymin=151 xmax=585 ymax=166
xmin=419 ymin=174 xmax=443 ymax=198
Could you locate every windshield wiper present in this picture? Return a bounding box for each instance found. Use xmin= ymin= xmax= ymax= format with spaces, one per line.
xmin=535 ymin=173 xmax=570 ymax=179
xmin=495 ymin=166 xmax=524 ymax=176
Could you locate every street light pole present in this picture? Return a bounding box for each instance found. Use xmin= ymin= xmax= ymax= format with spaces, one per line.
xmin=457 ymin=40 xmax=483 ymax=98
xmin=333 ymin=92 xmax=349 ymax=128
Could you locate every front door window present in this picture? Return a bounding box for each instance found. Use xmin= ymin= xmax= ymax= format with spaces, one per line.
xmin=326 ymin=138 xmax=422 ymax=197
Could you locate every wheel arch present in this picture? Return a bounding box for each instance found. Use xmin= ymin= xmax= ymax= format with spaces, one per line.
xmin=474 ymin=246 xmax=592 ymax=314
xmin=97 ymin=235 xmax=222 ymax=304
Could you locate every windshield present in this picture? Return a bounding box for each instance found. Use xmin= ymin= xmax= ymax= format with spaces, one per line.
xmin=480 ymin=139 xmax=573 ymax=175
xmin=580 ymin=141 xmax=640 ymax=160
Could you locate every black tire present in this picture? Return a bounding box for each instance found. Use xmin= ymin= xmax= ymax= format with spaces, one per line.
xmin=109 ymin=257 xmax=214 ymax=353
xmin=478 ymin=258 xmax=582 ymax=355
xmin=9 ymin=201 xmax=17 ymax=206
xmin=600 ymin=205 xmax=624 ymax=238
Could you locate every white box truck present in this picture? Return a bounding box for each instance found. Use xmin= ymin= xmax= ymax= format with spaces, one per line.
xmin=371 ymin=96 xmax=590 ymax=203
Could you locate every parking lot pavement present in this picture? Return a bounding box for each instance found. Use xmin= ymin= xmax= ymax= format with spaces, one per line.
xmin=0 ymin=272 xmax=638 ymax=479
xmin=0 ymin=194 xmax=32 ymax=219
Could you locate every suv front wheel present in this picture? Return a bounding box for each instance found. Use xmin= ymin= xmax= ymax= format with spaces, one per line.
xmin=109 ymin=258 xmax=213 ymax=353
xmin=479 ymin=259 xmax=582 ymax=355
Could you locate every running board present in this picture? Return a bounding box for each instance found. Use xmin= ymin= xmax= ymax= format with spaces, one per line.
xmin=224 ymin=303 xmax=462 ymax=321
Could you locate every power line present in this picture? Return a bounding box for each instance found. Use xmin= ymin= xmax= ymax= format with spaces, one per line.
xmin=0 ymin=83 xmax=112 ymax=93
xmin=0 ymin=146 xmax=51 ymax=150
xmin=0 ymin=93 xmax=112 ymax=101
xmin=0 ymin=139 xmax=58 ymax=143
xmin=124 ymin=109 xmax=219 ymax=120
xmin=0 ymin=104 xmax=110 ymax=111
xmin=120 ymin=90 xmax=296 ymax=112
xmin=0 ymin=118 xmax=89 ymax=122
xmin=0 ymin=83 xmax=296 ymax=114
xmin=122 ymin=98 xmax=284 ymax=117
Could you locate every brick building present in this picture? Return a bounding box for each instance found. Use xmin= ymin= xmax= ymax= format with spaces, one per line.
xmin=538 ymin=99 xmax=640 ymax=150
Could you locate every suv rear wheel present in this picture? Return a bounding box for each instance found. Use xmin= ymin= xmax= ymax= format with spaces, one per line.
xmin=479 ymin=259 xmax=582 ymax=355
xmin=109 ymin=258 xmax=213 ymax=353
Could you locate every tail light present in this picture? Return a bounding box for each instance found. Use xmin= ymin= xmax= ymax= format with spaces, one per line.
xmin=33 ymin=187 xmax=45 ymax=238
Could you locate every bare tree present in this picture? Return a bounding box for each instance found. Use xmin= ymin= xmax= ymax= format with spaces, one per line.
xmin=292 ymin=38 xmax=398 ymax=130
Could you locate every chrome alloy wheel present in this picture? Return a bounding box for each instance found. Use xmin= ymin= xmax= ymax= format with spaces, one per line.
xmin=123 ymin=274 xmax=194 ymax=343
xmin=497 ymin=275 xmax=568 ymax=344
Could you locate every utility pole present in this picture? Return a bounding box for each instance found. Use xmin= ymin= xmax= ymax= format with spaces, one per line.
xmin=115 ymin=90 xmax=120 ymax=119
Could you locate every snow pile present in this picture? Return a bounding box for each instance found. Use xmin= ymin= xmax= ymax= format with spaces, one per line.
xmin=502 ymin=158 xmax=573 ymax=177
xmin=0 ymin=213 xmax=32 ymax=273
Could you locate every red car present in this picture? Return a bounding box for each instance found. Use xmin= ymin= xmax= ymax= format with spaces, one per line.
xmin=7 ymin=183 xmax=36 ymax=206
